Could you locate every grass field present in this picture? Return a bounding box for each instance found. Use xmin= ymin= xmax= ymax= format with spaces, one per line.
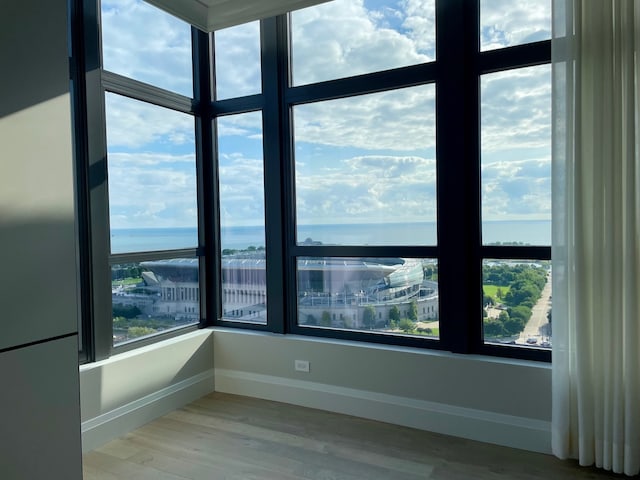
xmin=112 ymin=277 xmax=143 ymax=287
xmin=483 ymin=285 xmax=510 ymax=302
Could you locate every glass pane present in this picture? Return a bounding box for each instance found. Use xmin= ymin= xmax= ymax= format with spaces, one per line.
xmin=298 ymin=257 xmax=439 ymax=338
xmin=214 ymin=21 xmax=261 ymax=100
xmin=291 ymin=0 xmax=435 ymax=85
xmin=217 ymin=112 xmax=267 ymax=324
xmin=293 ymin=85 xmax=436 ymax=245
xmin=112 ymin=258 xmax=199 ymax=346
xmin=482 ymin=259 xmax=551 ymax=348
xmin=105 ymin=93 xmax=198 ymax=253
xmin=480 ymin=0 xmax=551 ymax=51
xmin=101 ymin=0 xmax=193 ymax=96
xmin=480 ymin=65 xmax=551 ymax=246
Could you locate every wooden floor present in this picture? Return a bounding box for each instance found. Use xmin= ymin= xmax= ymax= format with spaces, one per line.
xmin=83 ymin=393 xmax=630 ymax=480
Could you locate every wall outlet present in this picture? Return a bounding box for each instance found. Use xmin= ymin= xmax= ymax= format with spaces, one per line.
xmin=294 ymin=360 xmax=310 ymax=372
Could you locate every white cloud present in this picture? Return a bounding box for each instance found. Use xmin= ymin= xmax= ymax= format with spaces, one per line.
xmin=291 ymin=0 xmax=434 ymax=85
xmin=481 ymin=65 xmax=551 ymax=155
xmin=105 ymin=93 xmax=194 ymax=149
xmin=101 ymin=0 xmax=551 ymax=229
xmin=296 ymin=154 xmax=437 ymax=225
xmin=214 ymin=22 xmax=262 ymax=99
xmin=107 ymin=153 xmax=197 ymax=228
xmin=101 ymin=0 xmax=193 ymax=96
xmin=294 ymin=84 xmax=435 ymax=151
xmin=480 ymin=0 xmax=551 ymax=51
xmin=482 ymin=158 xmax=551 ymax=221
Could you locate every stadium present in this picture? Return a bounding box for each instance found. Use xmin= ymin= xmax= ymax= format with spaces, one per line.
xmin=112 ymin=255 xmax=438 ymax=329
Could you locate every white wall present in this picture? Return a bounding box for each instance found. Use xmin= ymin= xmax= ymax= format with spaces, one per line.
xmin=80 ymin=330 xmax=215 ymax=452
xmin=0 ymin=0 xmax=82 ymax=477
xmin=214 ymin=329 xmax=552 ymax=453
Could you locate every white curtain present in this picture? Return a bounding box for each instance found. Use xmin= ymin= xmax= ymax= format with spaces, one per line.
xmin=552 ymin=0 xmax=640 ymax=475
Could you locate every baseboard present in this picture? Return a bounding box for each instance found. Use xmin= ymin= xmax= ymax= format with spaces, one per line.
xmin=81 ymin=369 xmax=215 ymax=453
xmin=214 ymin=368 xmax=552 ymax=454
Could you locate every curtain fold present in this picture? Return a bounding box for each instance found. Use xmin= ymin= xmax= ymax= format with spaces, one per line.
xmin=552 ymin=0 xmax=640 ymax=475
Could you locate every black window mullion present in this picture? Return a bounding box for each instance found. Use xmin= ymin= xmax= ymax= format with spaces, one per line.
xmin=260 ymin=16 xmax=289 ymax=334
xmin=83 ymin=0 xmax=113 ymax=361
xmin=194 ymin=28 xmax=220 ymax=327
xmin=478 ymin=40 xmax=551 ymax=74
xmin=436 ymin=0 xmax=482 ymax=354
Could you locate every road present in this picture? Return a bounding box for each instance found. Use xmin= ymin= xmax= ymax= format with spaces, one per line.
xmin=517 ymin=273 xmax=552 ymax=345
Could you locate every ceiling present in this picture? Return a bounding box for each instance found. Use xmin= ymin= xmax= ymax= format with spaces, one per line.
xmin=144 ymin=0 xmax=332 ymax=32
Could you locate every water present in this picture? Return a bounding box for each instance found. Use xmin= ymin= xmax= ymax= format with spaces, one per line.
xmin=110 ymin=220 xmax=551 ymax=254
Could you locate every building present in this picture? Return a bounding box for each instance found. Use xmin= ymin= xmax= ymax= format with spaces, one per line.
xmin=1 ymin=1 xmax=559 ymax=478
xmin=113 ymin=257 xmax=438 ymax=330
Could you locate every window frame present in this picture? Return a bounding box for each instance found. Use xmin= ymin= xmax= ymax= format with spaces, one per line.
xmin=76 ymin=0 xmax=551 ymax=363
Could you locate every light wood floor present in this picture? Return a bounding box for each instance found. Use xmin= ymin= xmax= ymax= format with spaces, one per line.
xmin=83 ymin=393 xmax=630 ymax=480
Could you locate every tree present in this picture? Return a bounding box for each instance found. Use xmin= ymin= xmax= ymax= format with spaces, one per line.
xmin=127 ymin=326 xmax=156 ymax=338
xmin=362 ymin=306 xmax=376 ymax=329
xmin=305 ymin=314 xmax=317 ymax=326
xmin=399 ymin=318 xmax=415 ymax=333
xmin=496 ymin=287 xmax=504 ymax=300
xmin=483 ymin=291 xmax=494 ymax=306
xmin=408 ymin=301 xmax=418 ymax=321
xmin=503 ymin=317 xmax=526 ymax=335
xmin=508 ymin=305 xmax=532 ymax=323
xmin=320 ymin=311 xmax=331 ymax=327
xmin=113 ymin=304 xmax=141 ymax=319
xmin=389 ymin=305 xmax=401 ymax=323
xmin=483 ymin=318 xmax=504 ymax=337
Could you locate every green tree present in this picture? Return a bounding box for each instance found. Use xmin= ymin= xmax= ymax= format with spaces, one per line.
xmin=362 ymin=306 xmax=376 ymax=329
xmin=483 ymin=290 xmax=494 ymax=306
xmin=496 ymin=287 xmax=504 ymax=300
xmin=127 ymin=326 xmax=156 ymax=338
xmin=113 ymin=304 xmax=141 ymax=319
xmin=398 ymin=318 xmax=415 ymax=333
xmin=508 ymin=305 xmax=532 ymax=323
xmin=389 ymin=305 xmax=401 ymax=323
xmin=305 ymin=314 xmax=317 ymax=326
xmin=320 ymin=311 xmax=332 ymax=327
xmin=408 ymin=301 xmax=418 ymax=321
xmin=483 ymin=317 xmax=504 ymax=337
xmin=503 ymin=317 xmax=526 ymax=335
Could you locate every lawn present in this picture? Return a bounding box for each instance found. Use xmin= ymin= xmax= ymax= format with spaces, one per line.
xmin=112 ymin=277 xmax=143 ymax=287
xmin=483 ymin=284 xmax=510 ymax=302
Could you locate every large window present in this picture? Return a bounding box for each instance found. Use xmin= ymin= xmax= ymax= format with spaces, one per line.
xmin=78 ymin=0 xmax=551 ymax=361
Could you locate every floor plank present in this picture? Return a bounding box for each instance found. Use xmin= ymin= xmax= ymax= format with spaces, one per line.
xmin=83 ymin=393 xmax=632 ymax=480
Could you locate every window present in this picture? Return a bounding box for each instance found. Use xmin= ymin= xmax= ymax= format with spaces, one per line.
xmin=78 ymin=0 xmax=551 ymax=362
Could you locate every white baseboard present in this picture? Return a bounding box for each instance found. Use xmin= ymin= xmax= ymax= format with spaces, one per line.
xmin=81 ymin=369 xmax=215 ymax=453
xmin=214 ymin=368 xmax=551 ymax=454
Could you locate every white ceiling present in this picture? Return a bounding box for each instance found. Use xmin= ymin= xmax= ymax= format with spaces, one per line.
xmin=144 ymin=0 xmax=332 ymax=32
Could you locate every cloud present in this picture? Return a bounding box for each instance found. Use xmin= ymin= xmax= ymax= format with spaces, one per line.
xmin=480 ymin=0 xmax=551 ymax=51
xmin=294 ymin=84 xmax=435 ymax=151
xmin=291 ymin=0 xmax=434 ymax=85
xmin=481 ymin=64 xmax=551 ymax=156
xmin=296 ymin=154 xmax=437 ymax=225
xmin=107 ymin=153 xmax=197 ymax=228
xmin=214 ymin=22 xmax=262 ymax=99
xmin=101 ymin=0 xmax=193 ymax=96
xmin=105 ymin=93 xmax=194 ymax=150
xmin=482 ymin=158 xmax=551 ymax=221
xmin=101 ymin=0 xmax=551 ymax=229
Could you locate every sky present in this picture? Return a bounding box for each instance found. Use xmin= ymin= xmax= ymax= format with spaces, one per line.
xmin=101 ymin=0 xmax=552 ymax=238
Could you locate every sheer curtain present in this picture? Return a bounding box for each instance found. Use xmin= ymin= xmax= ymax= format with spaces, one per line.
xmin=552 ymin=0 xmax=640 ymax=475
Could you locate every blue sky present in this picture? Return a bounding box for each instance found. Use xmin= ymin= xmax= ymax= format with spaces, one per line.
xmin=102 ymin=0 xmax=551 ymax=232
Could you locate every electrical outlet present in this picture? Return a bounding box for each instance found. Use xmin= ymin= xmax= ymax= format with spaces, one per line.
xmin=294 ymin=359 xmax=310 ymax=372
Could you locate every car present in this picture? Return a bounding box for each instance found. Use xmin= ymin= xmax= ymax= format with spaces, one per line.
xmin=526 ymin=337 xmax=538 ymax=344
